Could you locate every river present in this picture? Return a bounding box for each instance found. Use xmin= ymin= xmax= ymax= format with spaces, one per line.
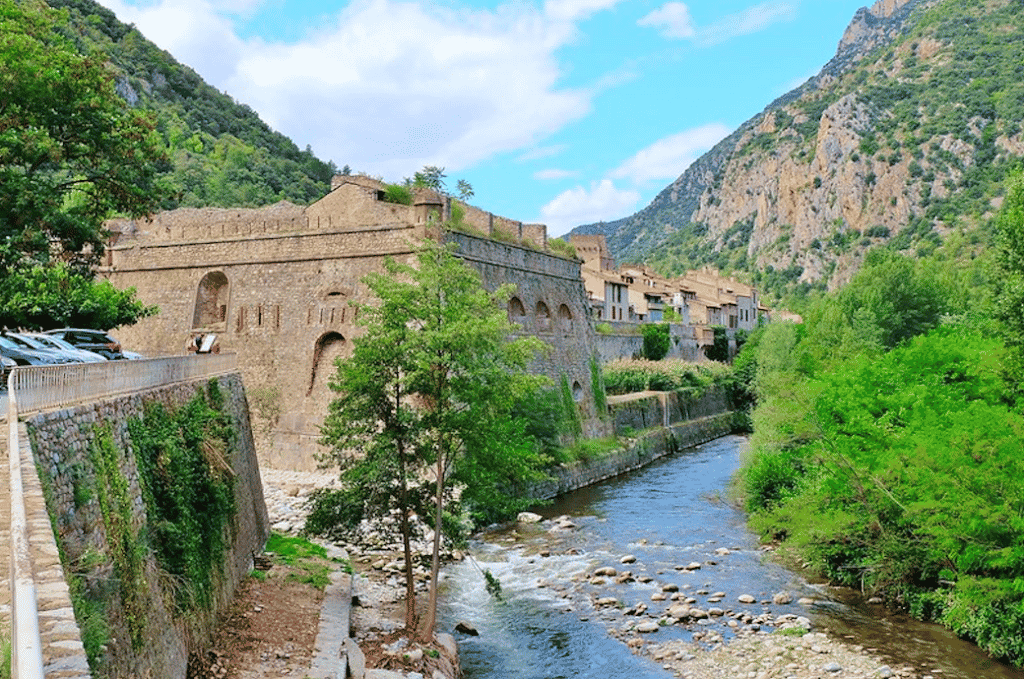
xmin=439 ymin=435 xmax=1024 ymax=679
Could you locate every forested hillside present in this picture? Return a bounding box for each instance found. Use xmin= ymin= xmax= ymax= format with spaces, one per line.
xmin=573 ymin=0 xmax=1024 ymax=306
xmin=45 ymin=0 xmax=336 ymax=208
xmin=731 ymin=172 xmax=1024 ymax=667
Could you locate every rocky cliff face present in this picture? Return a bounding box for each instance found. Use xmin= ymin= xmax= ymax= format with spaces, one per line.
xmin=575 ymin=0 xmax=1024 ymax=299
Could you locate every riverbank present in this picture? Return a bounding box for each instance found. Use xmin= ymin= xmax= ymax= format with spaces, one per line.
xmin=249 ymin=458 xmax=927 ymax=679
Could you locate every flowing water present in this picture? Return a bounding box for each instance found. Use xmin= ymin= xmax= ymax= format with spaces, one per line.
xmin=440 ymin=435 xmax=1024 ymax=679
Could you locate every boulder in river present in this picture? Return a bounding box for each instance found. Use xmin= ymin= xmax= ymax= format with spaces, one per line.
xmin=455 ymin=621 xmax=479 ymax=636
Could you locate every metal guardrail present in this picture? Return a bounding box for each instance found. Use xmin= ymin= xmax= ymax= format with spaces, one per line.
xmin=8 ymin=353 xmax=237 ymax=414
xmin=5 ymin=353 xmax=238 ymax=678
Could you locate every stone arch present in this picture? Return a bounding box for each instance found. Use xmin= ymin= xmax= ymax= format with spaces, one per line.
xmin=192 ymin=271 xmax=230 ymax=329
xmin=308 ymin=332 xmax=347 ymax=396
xmin=535 ymin=301 xmax=551 ymax=332
xmin=572 ymin=380 xmax=584 ymax=402
xmin=558 ymin=303 xmax=573 ymax=332
xmin=508 ymin=296 xmax=527 ymax=325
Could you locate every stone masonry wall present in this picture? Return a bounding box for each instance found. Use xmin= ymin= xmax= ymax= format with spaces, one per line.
xmin=529 ymin=387 xmax=735 ymax=500
xmin=445 ymin=231 xmax=609 ymax=438
xmin=26 ymin=374 xmax=269 ymax=679
xmin=107 ymin=190 xmax=609 ymax=470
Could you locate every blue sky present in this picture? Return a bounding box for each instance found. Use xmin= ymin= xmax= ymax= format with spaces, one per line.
xmin=96 ymin=0 xmax=869 ymax=235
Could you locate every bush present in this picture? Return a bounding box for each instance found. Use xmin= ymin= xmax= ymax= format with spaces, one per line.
xmin=382 ymin=183 xmax=413 ymax=205
xmin=641 ymin=323 xmax=670 ymax=360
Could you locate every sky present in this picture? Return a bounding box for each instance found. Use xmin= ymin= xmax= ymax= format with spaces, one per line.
xmin=95 ymin=0 xmax=871 ymax=236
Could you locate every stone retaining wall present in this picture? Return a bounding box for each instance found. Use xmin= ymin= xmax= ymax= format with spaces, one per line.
xmin=530 ymin=412 xmax=736 ymax=501
xmin=26 ymin=374 xmax=269 ymax=679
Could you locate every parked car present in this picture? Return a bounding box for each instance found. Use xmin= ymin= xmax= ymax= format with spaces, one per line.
xmin=43 ymin=328 xmax=125 ymax=360
xmin=0 ymin=334 xmax=65 ymax=365
xmin=23 ymin=333 xmax=108 ymax=363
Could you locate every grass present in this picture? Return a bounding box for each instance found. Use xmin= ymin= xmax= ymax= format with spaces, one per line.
xmin=263 ymin=532 xmax=352 ymax=590
xmin=1 ymin=632 xmax=10 ymax=679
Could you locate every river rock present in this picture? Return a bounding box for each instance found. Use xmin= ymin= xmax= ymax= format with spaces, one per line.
xmin=876 ymin=666 xmax=894 ymax=678
xmin=637 ymin=622 xmax=660 ymax=633
xmin=620 ymin=555 xmax=637 ymax=564
xmin=455 ymin=621 xmax=479 ymax=636
xmin=594 ymin=566 xmax=617 ymax=577
xmin=714 ymin=547 xmax=731 ymax=555
xmin=737 ymin=594 xmax=756 ymax=604
xmin=667 ymin=604 xmax=690 ymax=618
xmin=711 ymin=591 xmax=726 ymax=598
xmin=773 ymin=591 xmax=793 ymax=605
xmin=824 ymin=662 xmax=843 ymax=673
xmin=688 ymin=608 xmax=709 ymax=619
xmin=434 ymin=633 xmax=457 ymax=659
xmin=596 ymin=597 xmax=619 ymax=607
xmin=685 ymin=562 xmax=702 ymax=570
xmin=366 ymin=671 xmax=406 ymax=679
xmin=651 ymin=593 xmax=667 ymax=602
xmin=517 ymin=511 xmax=543 ymax=523
xmin=661 ymin=584 xmax=679 ymax=593
xmin=708 ymin=607 xmax=725 ymax=617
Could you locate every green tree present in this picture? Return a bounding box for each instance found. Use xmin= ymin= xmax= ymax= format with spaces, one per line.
xmin=641 ymin=322 xmax=670 ymax=360
xmin=412 ymin=165 xmax=447 ymax=192
xmin=315 ymin=240 xmax=547 ymax=638
xmin=0 ymin=262 xmax=156 ymax=330
xmin=706 ymin=325 xmax=730 ymax=362
xmin=0 ymin=0 xmax=170 ymax=274
xmin=315 ymin=281 xmax=427 ymax=632
xmin=456 ymin=179 xmax=474 ymax=201
xmin=993 ymin=171 xmax=1024 ymax=387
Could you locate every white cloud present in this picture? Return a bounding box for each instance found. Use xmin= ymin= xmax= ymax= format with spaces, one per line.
xmin=611 ymin=124 xmax=731 ymax=184
xmin=637 ymin=2 xmax=696 ymax=40
xmin=638 ymin=1 xmax=796 ymax=45
xmin=95 ymin=0 xmax=619 ymax=178
xmin=699 ymin=1 xmax=798 ymax=46
xmin=539 ymin=179 xmax=640 ymax=235
xmin=517 ymin=144 xmax=568 ymax=162
xmin=534 ymin=168 xmax=578 ymax=180
xmin=545 ymin=0 xmax=623 ymax=23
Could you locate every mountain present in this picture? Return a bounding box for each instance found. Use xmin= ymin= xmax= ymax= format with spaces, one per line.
xmin=572 ymin=0 xmax=1024 ymax=302
xmin=44 ymin=0 xmax=336 ymax=209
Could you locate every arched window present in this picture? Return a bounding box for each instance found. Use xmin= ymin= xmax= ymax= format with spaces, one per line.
xmin=572 ymin=381 xmax=584 ymax=402
xmin=308 ymin=332 xmax=347 ymax=396
xmin=508 ymin=297 xmax=527 ymax=325
xmin=535 ymin=301 xmax=551 ymax=332
xmin=558 ymin=304 xmax=573 ymax=332
xmin=193 ymin=271 xmax=230 ymax=329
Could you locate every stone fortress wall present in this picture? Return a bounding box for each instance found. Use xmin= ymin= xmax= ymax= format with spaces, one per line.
xmin=106 ymin=177 xmax=608 ymax=470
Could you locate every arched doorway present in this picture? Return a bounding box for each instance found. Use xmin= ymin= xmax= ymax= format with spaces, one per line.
xmin=308 ymin=332 xmax=347 ymax=397
xmin=192 ymin=271 xmax=230 ymax=329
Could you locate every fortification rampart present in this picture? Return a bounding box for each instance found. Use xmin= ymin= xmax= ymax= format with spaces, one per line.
xmin=26 ymin=373 xmax=268 ymax=678
xmin=445 ymin=231 xmax=607 ymax=438
xmin=106 ymin=182 xmax=606 ymax=469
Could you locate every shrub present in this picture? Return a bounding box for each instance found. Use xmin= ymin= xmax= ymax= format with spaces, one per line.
xmin=641 ymin=323 xmax=670 ymax=360
xmin=382 ymin=183 xmax=413 ymax=205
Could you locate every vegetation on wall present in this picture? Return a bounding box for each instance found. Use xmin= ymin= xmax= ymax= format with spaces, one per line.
xmin=54 ymin=382 xmax=238 ymax=677
xmin=128 ymin=381 xmax=236 ymax=614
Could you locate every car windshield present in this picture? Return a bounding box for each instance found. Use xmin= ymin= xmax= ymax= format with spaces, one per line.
xmin=0 ymin=336 xmax=23 ymax=349
xmin=31 ymin=335 xmax=71 ymax=350
xmin=2 ymin=335 xmax=35 ymax=348
xmin=13 ymin=335 xmax=47 ymax=349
